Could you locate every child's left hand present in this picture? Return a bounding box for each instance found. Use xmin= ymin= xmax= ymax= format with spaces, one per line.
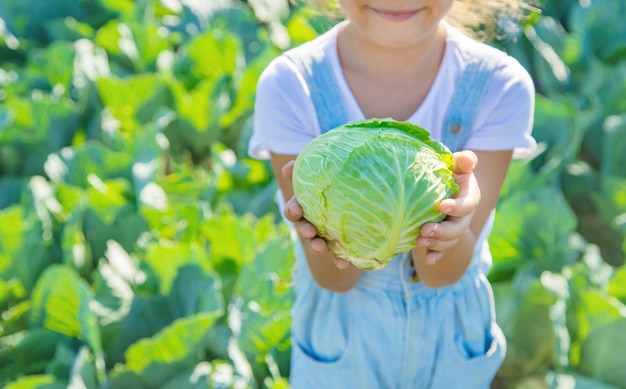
xmin=416 ymin=150 xmax=481 ymax=265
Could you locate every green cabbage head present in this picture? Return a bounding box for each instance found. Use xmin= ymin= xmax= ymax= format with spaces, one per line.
xmin=292 ymin=118 xmax=459 ymax=270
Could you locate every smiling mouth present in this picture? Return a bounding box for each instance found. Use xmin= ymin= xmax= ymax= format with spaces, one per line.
xmin=373 ymin=8 xmax=422 ymax=21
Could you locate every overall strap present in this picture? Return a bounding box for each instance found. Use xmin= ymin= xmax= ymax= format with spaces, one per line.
xmin=441 ymin=44 xmax=507 ymax=152
xmin=285 ymin=38 xmax=506 ymax=148
xmin=283 ymin=41 xmax=348 ymax=134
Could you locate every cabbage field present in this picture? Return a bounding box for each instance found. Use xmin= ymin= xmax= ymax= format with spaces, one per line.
xmin=0 ymin=0 xmax=625 ymax=388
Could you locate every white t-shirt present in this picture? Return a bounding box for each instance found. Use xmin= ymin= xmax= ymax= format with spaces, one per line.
xmin=249 ymin=21 xmax=537 ymax=161
xmin=248 ymin=21 xmax=537 ymax=270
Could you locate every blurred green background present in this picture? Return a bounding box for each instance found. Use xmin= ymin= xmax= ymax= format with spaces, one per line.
xmin=0 ymin=0 xmax=625 ymax=388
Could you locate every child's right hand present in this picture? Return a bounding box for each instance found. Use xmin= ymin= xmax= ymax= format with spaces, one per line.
xmin=281 ymin=160 xmax=351 ymax=270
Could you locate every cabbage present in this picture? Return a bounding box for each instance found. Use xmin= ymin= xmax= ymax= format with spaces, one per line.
xmin=292 ymin=118 xmax=459 ymax=270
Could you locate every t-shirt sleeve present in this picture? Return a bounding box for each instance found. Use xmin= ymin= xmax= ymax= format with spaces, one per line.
xmin=248 ymin=55 xmax=320 ymax=160
xmin=464 ymin=55 xmax=537 ymax=159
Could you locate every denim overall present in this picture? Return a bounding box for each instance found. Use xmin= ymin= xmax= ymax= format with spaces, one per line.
xmin=284 ymin=37 xmax=507 ymax=389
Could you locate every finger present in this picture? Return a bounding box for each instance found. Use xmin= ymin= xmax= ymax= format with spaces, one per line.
xmin=281 ymin=160 xmax=295 ymax=180
xmin=419 ymin=216 xmax=471 ymax=241
xmin=420 ymin=221 xmax=439 ymax=238
xmin=440 ymin=197 xmax=474 ymax=218
xmin=452 ymin=150 xmax=478 ymax=175
xmin=310 ymin=238 xmax=348 ymax=269
xmin=284 ymin=197 xmax=303 ymax=222
xmin=425 ymin=250 xmax=444 ymax=266
xmin=417 ymin=235 xmax=459 ymax=252
xmin=440 ymin=195 xmax=478 ymax=218
xmin=297 ymin=220 xmax=318 ymax=239
xmin=439 ymin=176 xmax=480 ymax=217
xmin=310 ymin=237 xmax=329 ymax=254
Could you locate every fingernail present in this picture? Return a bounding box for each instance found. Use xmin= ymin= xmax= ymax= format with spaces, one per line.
xmin=289 ymin=203 xmax=299 ymax=215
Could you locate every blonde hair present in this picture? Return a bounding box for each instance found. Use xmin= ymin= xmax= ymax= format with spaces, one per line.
xmin=305 ymin=0 xmax=538 ymax=42
xmin=446 ymin=0 xmax=538 ymax=41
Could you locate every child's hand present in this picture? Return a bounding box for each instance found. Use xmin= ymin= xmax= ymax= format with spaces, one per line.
xmin=281 ymin=161 xmax=351 ymax=270
xmin=416 ymin=150 xmax=480 ymax=265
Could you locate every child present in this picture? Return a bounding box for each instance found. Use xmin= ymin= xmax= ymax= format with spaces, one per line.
xmin=249 ymin=0 xmax=537 ymax=388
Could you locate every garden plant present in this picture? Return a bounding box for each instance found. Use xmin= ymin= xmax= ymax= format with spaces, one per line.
xmin=0 ymin=0 xmax=625 ymax=388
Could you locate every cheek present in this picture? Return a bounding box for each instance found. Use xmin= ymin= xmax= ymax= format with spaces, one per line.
xmin=338 ymin=0 xmax=363 ymax=19
xmin=438 ymin=0 xmax=455 ymax=17
xmin=423 ymin=0 xmax=455 ymax=18
xmin=338 ymin=0 xmax=354 ymax=12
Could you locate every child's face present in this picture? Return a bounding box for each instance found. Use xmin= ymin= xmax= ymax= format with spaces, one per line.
xmin=338 ymin=0 xmax=454 ymax=48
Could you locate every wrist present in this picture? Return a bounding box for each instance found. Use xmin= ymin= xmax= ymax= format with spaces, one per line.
xmin=411 ymin=229 xmax=476 ymax=288
xmin=302 ymin=239 xmax=362 ymax=292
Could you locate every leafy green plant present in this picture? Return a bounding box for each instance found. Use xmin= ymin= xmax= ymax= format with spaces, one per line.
xmin=1 ymin=0 xmax=626 ymax=388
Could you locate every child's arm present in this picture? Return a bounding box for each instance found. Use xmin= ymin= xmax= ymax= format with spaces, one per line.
xmin=271 ymin=153 xmax=363 ymax=293
xmin=412 ymin=149 xmax=513 ymax=288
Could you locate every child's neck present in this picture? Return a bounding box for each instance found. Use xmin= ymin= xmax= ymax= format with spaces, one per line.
xmin=336 ymin=22 xmax=447 ymax=121
xmin=336 ymin=21 xmax=447 ymax=75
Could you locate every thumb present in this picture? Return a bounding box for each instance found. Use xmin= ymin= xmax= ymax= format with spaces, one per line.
xmin=282 ymin=160 xmax=295 ymax=180
xmin=453 ymin=150 xmax=478 ymax=175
